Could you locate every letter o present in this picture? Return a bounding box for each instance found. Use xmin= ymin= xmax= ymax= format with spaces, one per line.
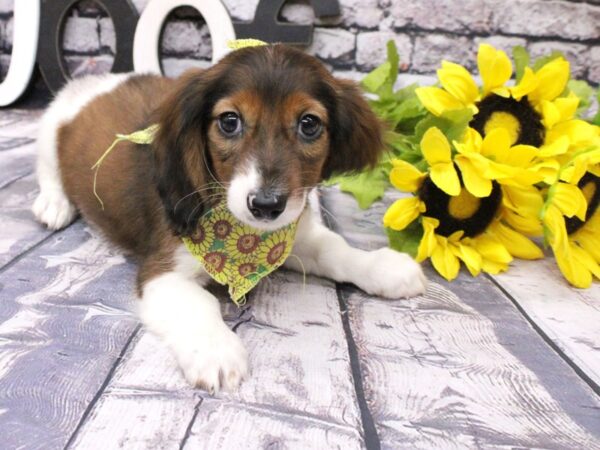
xmin=0 ymin=0 xmax=40 ymax=106
xmin=133 ymin=0 xmax=235 ymax=74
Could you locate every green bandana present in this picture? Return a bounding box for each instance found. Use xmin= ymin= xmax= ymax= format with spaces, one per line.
xmin=94 ymin=124 xmax=298 ymax=305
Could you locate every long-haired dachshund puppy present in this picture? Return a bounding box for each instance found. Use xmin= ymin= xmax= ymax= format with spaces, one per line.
xmin=33 ymin=45 xmax=426 ymax=393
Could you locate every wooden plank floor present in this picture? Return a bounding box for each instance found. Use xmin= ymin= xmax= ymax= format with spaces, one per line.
xmin=0 ymin=107 xmax=599 ymax=450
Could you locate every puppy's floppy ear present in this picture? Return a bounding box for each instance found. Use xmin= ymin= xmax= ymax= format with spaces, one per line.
xmin=322 ymin=79 xmax=385 ymax=179
xmin=152 ymin=68 xmax=223 ymax=236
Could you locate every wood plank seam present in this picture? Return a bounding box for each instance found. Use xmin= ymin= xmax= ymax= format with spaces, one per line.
xmin=178 ymin=397 xmax=203 ymax=450
xmin=336 ymin=285 xmax=382 ymax=450
xmin=63 ymin=324 xmax=142 ymax=450
xmin=0 ymin=168 xmax=33 ymax=190
xmin=485 ymin=273 xmax=600 ymax=397
xmin=0 ymin=228 xmax=59 ymax=274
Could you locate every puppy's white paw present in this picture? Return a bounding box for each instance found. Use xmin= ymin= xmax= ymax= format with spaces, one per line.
xmin=32 ymin=189 xmax=77 ymax=230
xmin=358 ymin=247 xmax=427 ymax=299
xmin=171 ymin=323 xmax=248 ymax=394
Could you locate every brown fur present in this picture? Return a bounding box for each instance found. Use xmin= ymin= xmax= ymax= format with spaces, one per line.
xmin=56 ymin=45 xmax=384 ymax=291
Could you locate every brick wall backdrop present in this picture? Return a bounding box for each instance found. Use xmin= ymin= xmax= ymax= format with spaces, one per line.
xmin=0 ymin=0 xmax=598 ymax=86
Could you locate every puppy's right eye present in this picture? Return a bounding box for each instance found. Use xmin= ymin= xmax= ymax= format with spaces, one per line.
xmin=218 ymin=112 xmax=242 ymax=137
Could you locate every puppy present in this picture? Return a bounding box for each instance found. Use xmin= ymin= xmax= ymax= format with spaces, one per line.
xmin=32 ymin=45 xmax=426 ymax=393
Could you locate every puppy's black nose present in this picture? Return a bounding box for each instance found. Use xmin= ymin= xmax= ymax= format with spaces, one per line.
xmin=247 ymin=191 xmax=287 ymax=220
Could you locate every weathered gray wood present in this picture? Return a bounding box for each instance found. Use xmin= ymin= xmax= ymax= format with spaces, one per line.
xmin=493 ymin=258 xmax=600 ymax=390
xmin=0 ymin=221 xmax=139 ymax=450
xmin=69 ymin=389 xmax=200 ymax=450
xmin=70 ymin=270 xmax=365 ymax=448
xmin=321 ymin=186 xmax=600 ymax=448
xmin=0 ymin=173 xmax=54 ymax=268
xmin=0 ymin=109 xmax=40 ymax=188
xmin=183 ymin=399 xmax=363 ymax=450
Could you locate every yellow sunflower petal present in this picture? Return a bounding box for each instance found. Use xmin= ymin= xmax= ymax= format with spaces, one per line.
xmin=481 ymin=128 xmax=512 ymax=161
xmin=477 ymin=44 xmax=512 ymax=96
xmin=437 ymin=61 xmax=479 ymax=106
xmin=489 ymin=221 xmax=543 ymax=260
xmin=430 ymin=163 xmax=461 ymax=196
xmin=553 ymin=182 xmax=587 ymax=220
xmin=455 ymin=155 xmax=492 ymax=197
xmin=390 ymin=160 xmax=425 ymax=192
xmin=431 ymin=237 xmax=461 ymax=281
xmin=383 ymin=197 xmax=425 ymax=231
xmin=509 ymin=67 xmax=538 ymax=100
xmin=528 ymin=58 xmax=570 ymax=105
xmin=415 ymin=86 xmax=464 ymax=117
xmin=504 ymin=209 xmax=543 ymax=236
xmin=541 ymin=100 xmax=561 ymax=129
xmin=452 ymin=241 xmax=482 ymax=276
xmin=474 ymin=234 xmax=513 ymax=265
xmin=544 ymin=204 xmax=569 ymax=251
xmin=421 ymin=127 xmax=452 ymax=165
xmin=416 ymin=216 xmax=439 ymax=262
xmin=554 ymin=244 xmax=592 ymax=289
xmin=554 ymin=96 xmax=579 ymax=122
xmin=539 ymin=136 xmax=569 ymax=158
xmin=575 ymin=225 xmax=600 ymax=263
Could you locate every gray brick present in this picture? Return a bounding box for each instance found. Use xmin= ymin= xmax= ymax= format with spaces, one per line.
xmin=63 ymin=17 xmax=100 ymax=53
xmin=161 ymin=21 xmax=212 ymax=59
xmin=307 ymin=28 xmax=355 ymax=62
xmin=222 ymin=0 xmax=260 ymax=21
xmin=1 ymin=16 xmax=10 ymax=52
xmin=413 ymin=34 xmax=476 ymax=73
xmin=99 ymin=18 xmax=116 ymax=54
xmin=528 ymin=41 xmax=590 ymax=78
xmin=280 ymin=0 xmax=343 ymax=26
xmin=65 ymin=55 xmax=115 ymax=78
xmin=340 ymin=0 xmax=383 ymax=29
xmin=491 ymin=0 xmax=600 ymax=41
xmin=356 ymin=32 xmax=412 ymax=71
xmin=390 ymin=0 xmax=492 ymax=33
xmin=0 ymin=0 xmax=12 ymax=14
xmin=163 ymin=57 xmax=211 ymax=78
xmin=588 ymin=47 xmax=600 ymax=84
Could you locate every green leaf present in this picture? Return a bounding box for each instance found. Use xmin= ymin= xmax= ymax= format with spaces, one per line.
xmin=414 ymin=108 xmax=474 ymax=144
xmin=567 ymin=80 xmax=594 ymax=117
xmin=360 ymin=40 xmax=400 ymax=98
xmin=512 ymin=46 xmax=530 ymax=83
xmin=532 ymin=50 xmax=564 ymax=72
xmin=592 ymin=89 xmax=600 ymax=126
xmin=386 ymin=221 xmax=423 ymax=258
xmin=361 ymin=61 xmax=392 ymax=95
xmin=329 ymin=167 xmax=389 ymax=209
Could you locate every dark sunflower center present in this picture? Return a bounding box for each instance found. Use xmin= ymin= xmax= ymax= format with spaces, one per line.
xmin=565 ymin=172 xmax=600 ymax=235
xmin=419 ymin=176 xmax=502 ymax=238
xmin=470 ymin=95 xmax=544 ymax=147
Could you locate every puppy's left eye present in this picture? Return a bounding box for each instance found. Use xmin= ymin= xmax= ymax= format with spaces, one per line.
xmin=218 ymin=112 xmax=243 ymax=137
xmin=298 ymin=114 xmax=322 ymax=140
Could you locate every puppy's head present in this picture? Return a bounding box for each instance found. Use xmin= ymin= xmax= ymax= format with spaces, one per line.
xmin=154 ymin=44 xmax=384 ymax=235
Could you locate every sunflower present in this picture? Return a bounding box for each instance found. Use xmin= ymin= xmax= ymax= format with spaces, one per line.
xmin=415 ymin=43 xmax=586 ymax=161
xmin=384 ymin=127 xmax=543 ymax=280
xmin=542 ymin=143 xmax=600 ymax=288
xmin=225 ymin=226 xmax=262 ymax=258
xmin=183 ymin=222 xmax=215 ymax=255
xmin=257 ymin=228 xmax=294 ymax=268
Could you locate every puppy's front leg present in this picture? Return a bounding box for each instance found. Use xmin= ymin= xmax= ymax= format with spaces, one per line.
xmin=285 ymin=209 xmax=427 ymax=298
xmin=138 ymin=259 xmax=247 ymax=393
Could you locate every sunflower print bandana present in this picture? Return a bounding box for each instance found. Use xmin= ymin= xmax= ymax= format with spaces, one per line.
xmin=182 ymin=201 xmax=298 ymax=305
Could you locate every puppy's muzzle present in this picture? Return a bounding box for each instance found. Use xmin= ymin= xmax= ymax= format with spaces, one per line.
xmin=247 ymin=190 xmax=287 ymax=220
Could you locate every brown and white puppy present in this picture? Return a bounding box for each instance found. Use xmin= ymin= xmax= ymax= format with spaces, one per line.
xmin=33 ymin=45 xmax=426 ymax=393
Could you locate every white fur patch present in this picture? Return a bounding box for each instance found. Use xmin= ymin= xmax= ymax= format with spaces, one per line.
xmin=139 ymin=268 xmax=248 ymax=393
xmin=33 ymin=73 xmax=134 ymax=230
xmin=226 ymin=160 xmax=306 ymax=231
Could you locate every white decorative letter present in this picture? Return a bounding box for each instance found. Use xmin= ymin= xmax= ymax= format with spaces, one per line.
xmin=0 ymin=0 xmax=40 ymax=106
xmin=133 ymin=0 xmax=235 ymax=74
